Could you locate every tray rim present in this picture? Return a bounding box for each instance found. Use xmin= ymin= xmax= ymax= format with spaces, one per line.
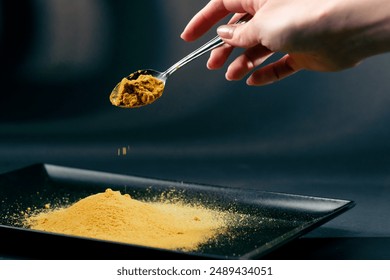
xmin=40 ymin=163 xmax=355 ymax=204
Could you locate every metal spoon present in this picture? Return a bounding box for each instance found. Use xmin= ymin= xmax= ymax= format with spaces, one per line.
xmin=109 ymin=14 xmax=251 ymax=108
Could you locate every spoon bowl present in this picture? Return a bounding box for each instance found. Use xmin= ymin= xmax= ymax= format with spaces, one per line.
xmin=109 ymin=69 xmax=166 ymax=108
xmin=125 ymin=69 xmax=167 ymax=83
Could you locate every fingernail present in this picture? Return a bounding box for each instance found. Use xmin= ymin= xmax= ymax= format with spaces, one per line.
xmin=217 ymin=25 xmax=235 ymax=39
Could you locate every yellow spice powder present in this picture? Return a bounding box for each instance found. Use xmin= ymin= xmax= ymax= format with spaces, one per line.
xmin=25 ymin=189 xmax=229 ymax=251
xmin=110 ymin=73 xmax=164 ymax=108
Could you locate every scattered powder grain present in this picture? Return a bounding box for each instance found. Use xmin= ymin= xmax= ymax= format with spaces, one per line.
xmin=24 ymin=189 xmax=230 ymax=251
xmin=110 ymin=73 xmax=164 ymax=108
xmin=117 ymin=146 xmax=130 ymax=156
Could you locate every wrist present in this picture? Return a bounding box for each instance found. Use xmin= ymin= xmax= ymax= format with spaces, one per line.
xmin=329 ymin=0 xmax=390 ymax=59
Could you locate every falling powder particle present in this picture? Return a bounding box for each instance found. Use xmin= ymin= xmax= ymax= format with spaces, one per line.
xmin=117 ymin=146 xmax=130 ymax=156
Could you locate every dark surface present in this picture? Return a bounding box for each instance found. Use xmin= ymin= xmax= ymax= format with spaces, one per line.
xmin=1 ymin=0 xmax=390 ymax=260
xmin=265 ymin=237 xmax=390 ymax=260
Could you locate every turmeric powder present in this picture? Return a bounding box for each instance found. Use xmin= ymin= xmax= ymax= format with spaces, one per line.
xmin=110 ymin=73 xmax=164 ymax=108
xmin=24 ymin=189 xmax=230 ymax=251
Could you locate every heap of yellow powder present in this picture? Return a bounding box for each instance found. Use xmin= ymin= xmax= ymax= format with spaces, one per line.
xmin=25 ymin=189 xmax=229 ymax=251
xmin=110 ymin=73 xmax=164 ymax=108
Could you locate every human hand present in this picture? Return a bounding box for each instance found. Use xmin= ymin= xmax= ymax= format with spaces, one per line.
xmin=181 ymin=0 xmax=390 ymax=86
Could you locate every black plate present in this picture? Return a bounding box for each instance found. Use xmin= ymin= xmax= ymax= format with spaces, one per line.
xmin=0 ymin=164 xmax=355 ymax=260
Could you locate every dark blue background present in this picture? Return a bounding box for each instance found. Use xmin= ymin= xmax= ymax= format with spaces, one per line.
xmin=1 ymin=0 xmax=390 ymax=259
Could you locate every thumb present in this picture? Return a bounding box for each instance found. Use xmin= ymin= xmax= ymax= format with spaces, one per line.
xmin=217 ymin=21 xmax=260 ymax=48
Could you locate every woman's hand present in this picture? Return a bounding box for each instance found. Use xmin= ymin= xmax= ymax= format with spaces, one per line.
xmin=181 ymin=0 xmax=390 ymax=86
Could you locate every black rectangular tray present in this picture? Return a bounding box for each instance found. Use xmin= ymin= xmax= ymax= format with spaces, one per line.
xmin=0 ymin=164 xmax=355 ymax=259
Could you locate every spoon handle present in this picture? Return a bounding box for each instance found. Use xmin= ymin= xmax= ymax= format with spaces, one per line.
xmin=162 ymin=14 xmax=251 ymax=78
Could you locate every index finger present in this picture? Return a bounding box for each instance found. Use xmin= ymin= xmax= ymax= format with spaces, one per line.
xmin=180 ymin=0 xmax=248 ymax=41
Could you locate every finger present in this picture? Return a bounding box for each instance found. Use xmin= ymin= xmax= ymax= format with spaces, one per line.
xmin=225 ymin=45 xmax=273 ymax=80
xmin=217 ymin=15 xmax=263 ymax=49
xmin=227 ymin=12 xmax=248 ymax=24
xmin=181 ymin=1 xmax=232 ymax=41
xmin=247 ymin=54 xmax=302 ymax=86
xmin=207 ymin=43 xmax=235 ymax=70
xmin=181 ymin=0 xmax=260 ymax=41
